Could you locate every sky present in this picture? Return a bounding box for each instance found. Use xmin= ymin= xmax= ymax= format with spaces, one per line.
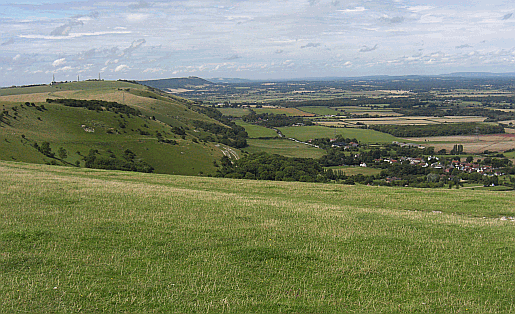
xmin=1 ymin=0 xmax=515 ymax=86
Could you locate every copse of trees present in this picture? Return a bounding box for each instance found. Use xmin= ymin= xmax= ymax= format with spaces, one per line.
xmin=369 ymin=123 xmax=504 ymax=137
xmin=242 ymin=112 xmax=313 ymax=127
xmin=191 ymin=120 xmax=248 ymax=148
xmin=216 ymin=152 xmax=344 ymax=182
xmin=83 ymin=149 xmax=154 ymax=173
xmin=46 ymin=98 xmax=142 ymax=116
xmin=190 ymin=105 xmax=248 ymax=148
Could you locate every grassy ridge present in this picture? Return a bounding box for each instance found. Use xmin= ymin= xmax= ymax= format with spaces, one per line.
xmin=0 ymin=81 xmax=231 ymax=175
xmin=1 ymin=161 xmax=515 ymax=313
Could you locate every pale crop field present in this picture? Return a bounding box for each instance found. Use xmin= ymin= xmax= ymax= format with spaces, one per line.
xmin=408 ymin=134 xmax=515 ymax=153
xmin=1 ymin=161 xmax=515 ymax=313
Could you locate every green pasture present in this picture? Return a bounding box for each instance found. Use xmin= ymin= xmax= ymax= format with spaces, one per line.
xmin=326 ymin=166 xmax=382 ymax=176
xmin=217 ymin=107 xmax=252 ymax=117
xmin=235 ymin=121 xmax=278 ymax=138
xmin=253 ymin=107 xmax=311 ymax=117
xmin=244 ymin=138 xmax=326 ymax=159
xmin=278 ymin=125 xmax=400 ymax=143
xmin=298 ymin=106 xmax=342 ymax=116
xmin=1 ymin=162 xmax=515 ymax=313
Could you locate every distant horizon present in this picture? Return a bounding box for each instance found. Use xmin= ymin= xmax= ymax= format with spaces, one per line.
xmin=5 ymin=70 xmax=515 ymax=89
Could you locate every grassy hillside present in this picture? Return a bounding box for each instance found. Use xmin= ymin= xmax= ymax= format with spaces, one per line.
xmin=1 ymin=161 xmax=515 ymax=313
xmin=0 ymin=81 xmax=238 ymax=176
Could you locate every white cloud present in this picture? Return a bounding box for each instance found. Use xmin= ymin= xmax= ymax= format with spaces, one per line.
xmin=126 ymin=13 xmax=151 ymax=22
xmin=56 ymin=66 xmax=73 ymax=72
xmin=143 ymin=68 xmax=164 ymax=73
xmin=338 ymin=7 xmax=367 ymax=13
xmin=53 ymin=58 xmax=66 ymax=67
xmin=115 ymin=64 xmax=129 ymax=72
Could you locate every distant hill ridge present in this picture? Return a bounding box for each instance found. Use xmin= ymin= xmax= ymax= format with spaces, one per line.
xmin=137 ymin=76 xmax=214 ymax=90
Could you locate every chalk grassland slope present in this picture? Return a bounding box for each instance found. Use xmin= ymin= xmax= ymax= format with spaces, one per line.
xmin=0 ymin=81 xmax=233 ymax=175
xmin=1 ymin=162 xmax=515 ymax=313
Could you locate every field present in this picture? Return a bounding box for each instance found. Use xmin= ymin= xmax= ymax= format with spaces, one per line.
xmin=407 ymin=134 xmax=515 ymax=154
xmin=277 ymin=125 xmax=400 ymax=143
xmin=234 ymin=121 xmax=278 ymax=138
xmin=217 ymin=107 xmax=252 ymax=117
xmin=297 ymin=106 xmax=342 ymax=116
xmin=321 ymin=116 xmax=486 ymax=126
xmin=1 ymin=161 xmax=515 ymax=313
xmin=253 ymin=107 xmax=315 ymax=117
xmin=326 ymin=166 xmax=383 ymax=176
xmin=244 ymin=138 xmax=326 ymax=159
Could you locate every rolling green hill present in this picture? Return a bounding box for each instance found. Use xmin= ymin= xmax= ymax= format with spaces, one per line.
xmin=1 ymin=161 xmax=515 ymax=313
xmin=0 ymin=81 xmax=240 ymax=176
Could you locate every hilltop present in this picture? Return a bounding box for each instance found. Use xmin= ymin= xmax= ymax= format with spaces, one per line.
xmin=0 ymin=80 xmax=244 ymax=176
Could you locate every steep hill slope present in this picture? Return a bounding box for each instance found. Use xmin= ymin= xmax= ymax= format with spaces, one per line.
xmin=0 ymin=81 xmax=241 ymax=175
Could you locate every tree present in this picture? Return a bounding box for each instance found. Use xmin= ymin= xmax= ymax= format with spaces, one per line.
xmin=40 ymin=142 xmax=54 ymax=157
xmin=58 ymin=147 xmax=67 ymax=160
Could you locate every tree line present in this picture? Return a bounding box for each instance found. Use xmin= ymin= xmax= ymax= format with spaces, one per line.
xmin=369 ymin=123 xmax=504 ymax=137
xmin=242 ymin=112 xmax=313 ymax=127
xmin=84 ymin=149 xmax=154 ymax=173
xmin=46 ymin=98 xmax=142 ymax=116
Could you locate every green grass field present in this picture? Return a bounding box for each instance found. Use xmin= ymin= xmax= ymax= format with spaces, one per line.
xmin=278 ymin=125 xmax=400 ymax=143
xmin=235 ymin=121 xmax=278 ymax=138
xmin=326 ymin=166 xmax=383 ymax=176
xmin=253 ymin=108 xmax=314 ymax=117
xmin=217 ymin=107 xmax=252 ymax=117
xmin=244 ymin=138 xmax=326 ymax=159
xmin=298 ymin=106 xmax=342 ymax=116
xmin=1 ymin=161 xmax=515 ymax=313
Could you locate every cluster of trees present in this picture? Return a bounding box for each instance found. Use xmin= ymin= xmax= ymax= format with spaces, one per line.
xmin=83 ymin=149 xmax=154 ymax=173
xmin=393 ymin=106 xmax=515 ymax=121
xmin=191 ymin=106 xmax=248 ymax=148
xmin=216 ymin=152 xmax=342 ymax=182
xmin=46 ymin=98 xmax=141 ymax=116
xmin=191 ymin=120 xmax=248 ymax=148
xmin=33 ymin=141 xmax=67 ymax=160
xmin=309 ymin=136 xmax=358 ymax=150
xmin=369 ymin=123 xmax=504 ymax=137
xmin=155 ymin=131 xmax=177 ymax=145
xmin=242 ymin=112 xmax=313 ymax=127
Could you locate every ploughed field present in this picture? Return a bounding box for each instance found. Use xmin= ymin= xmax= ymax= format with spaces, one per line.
xmin=1 ymin=161 xmax=515 ymax=313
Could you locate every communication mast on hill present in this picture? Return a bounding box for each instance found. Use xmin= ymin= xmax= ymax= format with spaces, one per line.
xmin=475 ymin=126 xmax=480 ymax=141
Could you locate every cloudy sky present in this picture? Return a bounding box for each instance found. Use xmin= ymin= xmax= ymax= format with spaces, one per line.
xmin=1 ymin=0 xmax=515 ymax=86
